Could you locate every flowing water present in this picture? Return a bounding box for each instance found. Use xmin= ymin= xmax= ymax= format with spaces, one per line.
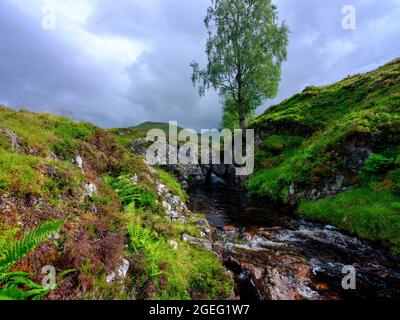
xmin=188 ymin=175 xmax=400 ymax=300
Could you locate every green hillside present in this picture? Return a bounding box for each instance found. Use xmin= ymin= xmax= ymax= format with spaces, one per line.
xmin=0 ymin=107 xmax=232 ymax=300
xmin=247 ymin=58 xmax=400 ymax=251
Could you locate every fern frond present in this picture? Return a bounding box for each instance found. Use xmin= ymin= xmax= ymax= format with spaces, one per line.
xmin=0 ymin=219 xmax=65 ymax=273
xmin=0 ymin=271 xmax=32 ymax=283
xmin=0 ymin=228 xmax=20 ymax=259
xmin=5 ymin=274 xmax=43 ymax=290
xmin=0 ymin=285 xmax=31 ymax=300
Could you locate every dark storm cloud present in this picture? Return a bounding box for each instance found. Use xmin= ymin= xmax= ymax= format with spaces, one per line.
xmin=0 ymin=0 xmax=399 ymax=130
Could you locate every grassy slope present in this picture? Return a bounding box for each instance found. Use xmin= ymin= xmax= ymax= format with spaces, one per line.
xmin=247 ymin=58 xmax=400 ymax=252
xmin=109 ymin=122 xmax=185 ymax=148
xmin=0 ymin=106 xmax=232 ymax=300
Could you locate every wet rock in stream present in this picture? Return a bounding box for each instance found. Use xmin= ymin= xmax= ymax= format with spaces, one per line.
xmin=187 ymin=177 xmax=400 ymax=301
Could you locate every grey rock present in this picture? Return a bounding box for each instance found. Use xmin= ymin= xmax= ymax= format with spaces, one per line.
xmin=168 ymin=240 xmax=178 ymax=250
xmin=74 ymin=154 xmax=84 ymax=171
xmin=83 ymin=182 xmax=97 ymax=198
xmin=182 ymin=234 xmax=212 ymax=251
xmin=48 ymin=232 xmax=61 ymax=241
xmin=131 ymin=138 xmax=150 ymax=156
xmin=346 ymin=147 xmax=371 ymax=173
xmin=106 ymin=259 xmax=130 ymax=283
xmin=0 ymin=128 xmax=33 ymax=154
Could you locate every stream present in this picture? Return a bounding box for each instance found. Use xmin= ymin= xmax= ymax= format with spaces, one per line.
xmin=187 ymin=175 xmax=400 ymax=300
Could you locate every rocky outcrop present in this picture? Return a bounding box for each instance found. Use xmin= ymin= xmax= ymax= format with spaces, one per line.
xmin=288 ymin=175 xmax=348 ymax=205
xmin=149 ymin=160 xmax=213 ymax=250
xmin=131 ymin=138 xmax=151 ymax=156
xmin=182 ymin=234 xmax=213 ymax=251
xmin=0 ymin=128 xmax=33 ymax=154
xmin=131 ymin=137 xmax=250 ymax=189
xmin=132 ymin=138 xmax=209 ymax=187
xmin=345 ymin=146 xmax=372 ymax=174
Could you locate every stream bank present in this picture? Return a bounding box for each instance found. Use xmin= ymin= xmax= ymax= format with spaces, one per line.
xmin=188 ymin=175 xmax=400 ymax=300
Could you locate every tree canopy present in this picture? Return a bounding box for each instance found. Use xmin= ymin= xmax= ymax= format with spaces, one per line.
xmin=191 ymin=0 xmax=289 ymax=129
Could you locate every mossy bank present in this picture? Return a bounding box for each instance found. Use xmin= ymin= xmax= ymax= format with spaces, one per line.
xmin=0 ymin=106 xmax=233 ymax=300
xmin=247 ymin=58 xmax=400 ymax=253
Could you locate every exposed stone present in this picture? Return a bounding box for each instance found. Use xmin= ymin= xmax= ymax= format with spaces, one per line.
xmin=83 ymin=182 xmax=97 ymax=198
xmin=131 ymin=138 xmax=150 ymax=156
xmin=223 ymin=226 xmax=237 ymax=232
xmin=162 ymin=201 xmax=172 ymax=212
xmin=182 ymin=234 xmax=212 ymax=251
xmin=309 ymin=189 xmax=321 ymax=201
xmin=0 ymin=128 xmax=33 ymax=154
xmin=157 ymin=184 xmax=168 ymax=196
xmin=106 ymin=259 xmax=130 ymax=283
xmin=346 ymin=146 xmax=371 ymax=173
xmin=41 ymin=165 xmax=60 ymax=179
xmin=168 ymin=240 xmax=178 ymax=250
xmin=168 ymin=210 xmax=179 ymax=220
xmin=74 ymin=154 xmax=84 ymax=171
xmin=48 ymin=232 xmax=61 ymax=241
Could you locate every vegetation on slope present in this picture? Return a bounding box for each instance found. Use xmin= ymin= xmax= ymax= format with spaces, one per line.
xmin=0 ymin=106 xmax=232 ymax=300
xmin=109 ymin=122 xmax=184 ymax=148
xmin=247 ymin=58 xmax=400 ymax=252
xmin=0 ymin=220 xmax=66 ymax=300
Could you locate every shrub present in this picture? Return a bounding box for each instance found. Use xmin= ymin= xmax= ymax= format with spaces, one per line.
xmin=105 ymin=175 xmax=157 ymax=209
xmin=391 ymin=169 xmax=400 ymax=194
xmin=362 ymin=154 xmax=394 ymax=175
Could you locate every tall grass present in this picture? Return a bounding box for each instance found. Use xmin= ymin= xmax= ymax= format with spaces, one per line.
xmin=299 ymin=187 xmax=400 ymax=252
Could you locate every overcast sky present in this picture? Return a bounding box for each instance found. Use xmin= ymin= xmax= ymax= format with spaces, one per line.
xmin=0 ymin=0 xmax=399 ymax=130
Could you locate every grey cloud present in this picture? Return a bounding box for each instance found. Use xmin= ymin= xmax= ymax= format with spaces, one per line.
xmin=263 ymin=0 xmax=400 ymax=111
xmin=0 ymin=0 xmax=399 ymax=130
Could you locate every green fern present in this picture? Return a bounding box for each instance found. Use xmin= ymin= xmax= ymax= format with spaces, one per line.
xmin=0 ymin=219 xmax=65 ymax=300
xmin=0 ymin=219 xmax=65 ymax=273
xmin=105 ymin=174 xmax=156 ymax=208
xmin=0 ymin=228 xmax=20 ymax=260
xmin=128 ymin=221 xmax=163 ymax=279
xmin=0 ymin=286 xmax=30 ymax=300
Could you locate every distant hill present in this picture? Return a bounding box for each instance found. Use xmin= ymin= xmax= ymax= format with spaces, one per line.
xmin=109 ymin=121 xmax=195 ymax=148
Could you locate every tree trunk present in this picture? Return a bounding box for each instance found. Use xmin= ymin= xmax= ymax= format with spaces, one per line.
xmin=238 ymin=93 xmax=246 ymax=130
xmin=237 ymin=70 xmax=246 ymax=130
xmin=239 ymin=106 xmax=246 ymax=131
